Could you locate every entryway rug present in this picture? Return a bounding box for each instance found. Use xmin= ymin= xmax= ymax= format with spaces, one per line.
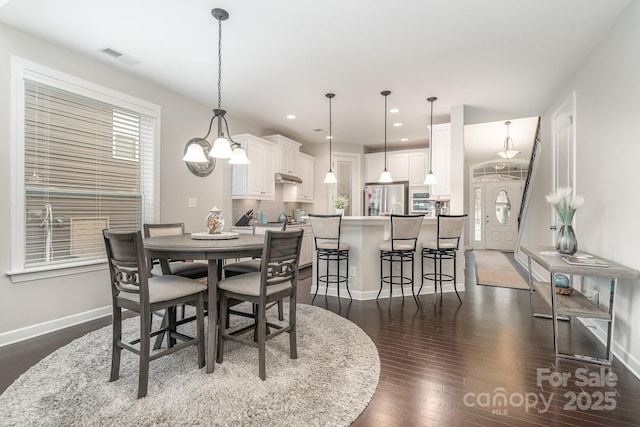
xmin=474 ymin=249 xmax=529 ymax=290
xmin=0 ymin=304 xmax=379 ymax=426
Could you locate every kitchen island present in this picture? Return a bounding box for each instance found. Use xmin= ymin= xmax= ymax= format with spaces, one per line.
xmin=311 ymin=216 xmax=465 ymax=301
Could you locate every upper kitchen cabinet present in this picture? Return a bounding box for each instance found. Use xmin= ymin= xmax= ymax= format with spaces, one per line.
xmin=231 ymin=134 xmax=275 ymax=200
xmin=284 ymin=152 xmax=315 ymax=203
xmin=364 ymin=152 xmax=385 ymax=183
xmin=430 ymin=123 xmax=451 ymax=197
xmin=262 ymin=134 xmax=301 ymax=176
xmin=364 ymin=149 xmax=427 ymax=184
xmin=408 ymin=149 xmax=428 ymax=186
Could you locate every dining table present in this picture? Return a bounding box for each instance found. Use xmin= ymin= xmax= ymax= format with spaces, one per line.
xmin=144 ymin=233 xmax=265 ymax=373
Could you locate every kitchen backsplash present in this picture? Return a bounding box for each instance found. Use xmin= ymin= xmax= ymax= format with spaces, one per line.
xmin=232 ymin=186 xmax=305 ymax=225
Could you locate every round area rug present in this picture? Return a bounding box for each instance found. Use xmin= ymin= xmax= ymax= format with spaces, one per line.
xmin=0 ymin=304 xmax=379 ymax=426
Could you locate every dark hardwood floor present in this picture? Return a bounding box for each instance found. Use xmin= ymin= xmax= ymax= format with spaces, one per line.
xmin=2 ymin=251 xmax=640 ymax=426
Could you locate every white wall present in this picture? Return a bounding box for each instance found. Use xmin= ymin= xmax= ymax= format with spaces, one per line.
xmin=518 ymin=1 xmax=640 ymax=374
xmin=0 ymin=23 xmax=262 ymax=342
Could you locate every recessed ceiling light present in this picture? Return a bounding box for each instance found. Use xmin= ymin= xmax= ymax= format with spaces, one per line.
xmin=401 ymin=138 xmax=408 ymax=142
xmin=286 ymin=114 xmax=296 ymax=119
xmin=393 ymin=122 xmax=403 ymax=127
xmin=389 ymin=108 xmax=400 ymax=113
xmin=325 ymin=135 xmax=333 ymax=139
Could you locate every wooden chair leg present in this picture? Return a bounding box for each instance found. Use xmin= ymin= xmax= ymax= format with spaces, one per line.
xmin=257 ymin=305 xmax=267 ymax=380
xmin=289 ymin=295 xmax=297 ymax=359
xmin=110 ymin=306 xmax=122 ymax=382
xmin=277 ymin=300 xmax=284 ymax=321
xmin=196 ymin=293 xmax=205 ymax=368
xmin=217 ymin=295 xmax=227 ymax=364
xmin=138 ymin=310 xmax=151 ymax=399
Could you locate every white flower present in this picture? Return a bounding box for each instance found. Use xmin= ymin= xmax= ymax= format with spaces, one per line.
xmin=545 ymin=187 xmax=584 ymax=225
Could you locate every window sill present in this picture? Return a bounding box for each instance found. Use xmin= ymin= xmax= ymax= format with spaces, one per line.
xmin=6 ymin=259 xmax=108 ymax=283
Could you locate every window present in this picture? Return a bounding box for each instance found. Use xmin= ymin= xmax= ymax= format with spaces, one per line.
xmin=10 ymin=58 xmax=159 ymax=280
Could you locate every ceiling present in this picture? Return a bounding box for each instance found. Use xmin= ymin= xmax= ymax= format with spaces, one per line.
xmin=0 ymin=0 xmax=629 ymax=153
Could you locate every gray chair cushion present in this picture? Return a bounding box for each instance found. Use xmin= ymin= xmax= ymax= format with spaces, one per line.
xmin=218 ymin=272 xmax=292 ymax=297
xmin=223 ymin=259 xmax=261 ymax=274
xmin=421 ymin=240 xmax=457 ymax=250
xmin=150 ymin=260 xmax=208 ymax=277
xmin=317 ymin=242 xmax=350 ymax=251
xmin=118 ymin=275 xmax=207 ymax=304
xmin=378 ymin=241 xmax=415 ymax=251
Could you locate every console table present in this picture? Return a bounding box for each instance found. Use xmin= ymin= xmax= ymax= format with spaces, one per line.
xmin=521 ymin=245 xmax=639 ymax=365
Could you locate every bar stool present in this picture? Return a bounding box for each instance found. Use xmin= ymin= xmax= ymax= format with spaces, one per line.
xmin=420 ymin=214 xmax=467 ymax=304
xmin=377 ymin=214 xmax=424 ymax=308
xmin=308 ymin=214 xmax=351 ymax=302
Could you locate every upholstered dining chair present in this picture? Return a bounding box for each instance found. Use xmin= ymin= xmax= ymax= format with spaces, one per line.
xmin=143 ymin=223 xmax=208 ymax=280
xmin=103 ymin=230 xmax=206 ymax=398
xmin=419 ymin=214 xmax=467 ymax=304
xmin=217 ymin=229 xmax=304 ymax=380
xmin=308 ymin=214 xmax=351 ymax=302
xmin=223 ymin=222 xmax=287 ymax=321
xmin=377 ymin=214 xmax=424 ymax=309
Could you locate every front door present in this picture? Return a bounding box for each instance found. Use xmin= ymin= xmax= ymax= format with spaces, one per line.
xmin=485 ymin=182 xmax=523 ymax=251
xmin=551 ymin=92 xmax=576 ymax=242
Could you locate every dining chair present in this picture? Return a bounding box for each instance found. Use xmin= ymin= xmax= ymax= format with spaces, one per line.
xmin=143 ymin=223 xmax=208 ymax=280
xmin=223 ymin=222 xmax=286 ymax=321
xmin=308 ymin=214 xmax=351 ymax=302
xmin=419 ymin=214 xmax=467 ymax=305
xmin=103 ymin=229 xmax=206 ymax=398
xmin=377 ymin=214 xmax=424 ymax=309
xmin=217 ymin=229 xmax=304 ymax=380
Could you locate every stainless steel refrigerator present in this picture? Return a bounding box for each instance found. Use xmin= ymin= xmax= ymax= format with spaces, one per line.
xmin=363 ymin=182 xmax=408 ymax=216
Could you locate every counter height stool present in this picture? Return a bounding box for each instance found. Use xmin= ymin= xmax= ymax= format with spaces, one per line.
xmin=377 ymin=214 xmax=424 ymax=309
xmin=419 ymin=214 xmax=467 ymax=305
xmin=308 ymin=214 xmax=352 ymax=302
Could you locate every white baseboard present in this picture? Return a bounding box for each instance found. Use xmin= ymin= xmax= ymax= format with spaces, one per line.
xmin=0 ymin=305 xmax=112 ymax=348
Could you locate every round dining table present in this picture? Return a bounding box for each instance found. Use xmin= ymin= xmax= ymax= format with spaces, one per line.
xmin=144 ymin=233 xmax=265 ymax=373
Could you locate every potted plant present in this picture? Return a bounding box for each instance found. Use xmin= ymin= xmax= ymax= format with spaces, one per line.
xmin=333 ymin=194 xmax=349 ymax=215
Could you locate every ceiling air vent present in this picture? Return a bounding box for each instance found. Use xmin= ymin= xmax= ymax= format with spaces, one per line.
xmin=101 ymin=47 xmax=123 ymax=58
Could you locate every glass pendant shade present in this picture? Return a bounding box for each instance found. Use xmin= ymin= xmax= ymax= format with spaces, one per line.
xmin=228 ymin=146 xmax=250 ymax=164
xmin=210 ymin=136 xmax=233 ymax=158
xmin=324 ymin=170 xmax=337 ymax=184
xmin=423 ymin=171 xmax=438 ymax=185
xmin=183 ymin=143 xmax=208 ymax=163
xmin=498 ymin=121 xmax=519 ymax=159
xmin=379 ymin=169 xmax=393 ymax=183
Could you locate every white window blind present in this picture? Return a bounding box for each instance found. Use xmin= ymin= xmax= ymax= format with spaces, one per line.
xmin=23 ymin=79 xmax=155 ymax=268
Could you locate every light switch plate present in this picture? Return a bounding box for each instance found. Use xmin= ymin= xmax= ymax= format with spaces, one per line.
xmin=188 ymin=198 xmax=197 ymax=208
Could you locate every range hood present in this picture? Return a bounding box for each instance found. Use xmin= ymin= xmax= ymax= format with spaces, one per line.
xmin=274 ymin=173 xmax=302 ymax=184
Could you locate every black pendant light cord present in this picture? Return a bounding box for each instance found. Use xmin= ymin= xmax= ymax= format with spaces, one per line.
xmin=325 ymin=93 xmax=336 ymax=172
xmin=381 ymin=90 xmax=390 ymax=170
xmin=427 ymin=96 xmax=437 ymax=172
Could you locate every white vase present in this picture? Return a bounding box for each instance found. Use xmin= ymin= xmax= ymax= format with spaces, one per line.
xmin=335 ymin=208 xmax=344 ymax=216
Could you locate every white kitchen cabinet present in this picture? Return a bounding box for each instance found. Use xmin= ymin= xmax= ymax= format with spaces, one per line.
xmin=408 ymin=150 xmax=428 ymax=186
xmin=430 ymin=123 xmax=451 ymax=196
xmin=364 ymin=152 xmax=385 ymax=183
xmin=262 ymin=134 xmax=301 ymax=176
xmin=284 ymin=152 xmax=315 ymax=202
xmin=231 ymin=134 xmax=275 ymax=200
xmin=365 ymin=149 xmax=427 ymax=184
xmin=387 ymin=152 xmax=409 ymax=182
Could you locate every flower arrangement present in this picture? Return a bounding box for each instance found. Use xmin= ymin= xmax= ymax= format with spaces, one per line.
xmin=333 ymin=194 xmax=349 ymax=209
xmin=545 ymin=187 xmax=584 ymax=225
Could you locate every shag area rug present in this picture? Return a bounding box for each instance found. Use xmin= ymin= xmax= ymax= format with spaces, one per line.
xmin=0 ymin=304 xmax=379 ymax=426
xmin=474 ymin=250 xmax=529 ymax=290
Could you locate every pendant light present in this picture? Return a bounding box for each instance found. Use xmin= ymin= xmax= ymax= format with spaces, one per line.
xmin=323 ymin=93 xmax=338 ymax=184
xmin=423 ymin=96 xmax=438 ymax=185
xmin=378 ymin=90 xmax=393 ymax=183
xmin=182 ymin=8 xmax=250 ymax=165
xmin=498 ymin=120 xmax=519 ymax=159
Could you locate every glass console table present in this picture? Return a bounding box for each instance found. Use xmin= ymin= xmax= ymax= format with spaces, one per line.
xmin=521 ymin=245 xmax=639 ymax=365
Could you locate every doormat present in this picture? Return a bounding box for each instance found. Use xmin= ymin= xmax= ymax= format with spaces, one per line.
xmin=474 ymin=250 xmax=529 ymax=290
